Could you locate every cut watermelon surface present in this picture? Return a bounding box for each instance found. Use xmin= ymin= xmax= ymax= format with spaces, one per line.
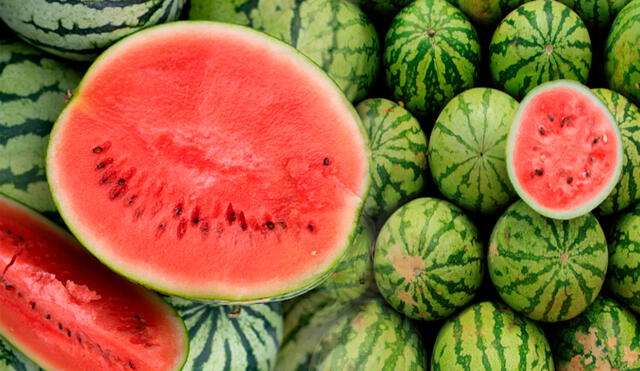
xmin=507 ymin=80 xmax=622 ymax=220
xmin=46 ymin=22 xmax=370 ymax=302
xmin=0 ymin=195 xmax=187 ymax=371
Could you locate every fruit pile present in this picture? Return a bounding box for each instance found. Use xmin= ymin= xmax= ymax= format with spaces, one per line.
xmin=1 ymin=0 xmax=639 ymax=369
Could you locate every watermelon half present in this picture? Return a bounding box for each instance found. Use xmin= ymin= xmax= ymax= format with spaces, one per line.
xmin=0 ymin=195 xmax=187 ymax=370
xmin=506 ymin=80 xmax=623 ymax=220
xmin=46 ymin=22 xmax=370 ymax=302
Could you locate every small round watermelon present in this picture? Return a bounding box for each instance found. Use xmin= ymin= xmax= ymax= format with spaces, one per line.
xmin=605 ymin=0 xmax=640 ymax=106
xmin=374 ymin=197 xmax=484 ymax=321
xmin=383 ymin=0 xmax=481 ymax=118
xmin=592 ymin=88 xmax=640 ymax=215
xmin=506 ymin=80 xmax=623 ymax=220
xmin=552 ymin=296 xmax=640 ymax=370
xmin=0 ymin=36 xmax=82 ymax=213
xmin=607 ymin=204 xmax=640 ymax=314
xmin=429 ymin=87 xmax=519 ymax=215
xmin=355 ymin=98 xmax=428 ymax=220
xmin=0 ymin=0 xmax=186 ymax=61
xmin=431 ymin=301 xmax=554 ymax=370
xmin=448 ymin=0 xmax=529 ymax=26
xmin=490 ymin=0 xmax=592 ymax=100
xmin=557 ymin=0 xmax=632 ymax=29
xmin=488 ymin=200 xmax=608 ymax=322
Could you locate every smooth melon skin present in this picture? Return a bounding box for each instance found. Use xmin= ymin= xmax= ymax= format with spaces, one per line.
xmin=46 ymin=21 xmax=370 ymax=303
xmin=0 ymin=194 xmax=188 ymax=371
xmin=506 ymin=80 xmax=623 ymax=220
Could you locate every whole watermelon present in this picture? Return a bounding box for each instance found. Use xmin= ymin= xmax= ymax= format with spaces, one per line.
xmin=448 ymin=0 xmax=529 ymax=26
xmin=488 ymin=200 xmax=608 ymax=322
xmin=607 ymin=204 xmax=640 ymax=314
xmin=384 ymin=0 xmax=481 ymax=118
xmin=490 ymin=0 xmax=592 ymax=99
xmin=557 ymin=0 xmax=632 ymax=29
xmin=428 ymin=88 xmax=518 ymax=215
xmin=605 ymin=0 xmax=640 ymax=106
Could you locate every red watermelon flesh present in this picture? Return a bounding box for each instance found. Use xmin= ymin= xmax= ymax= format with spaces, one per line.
xmin=507 ymin=80 xmax=622 ymax=220
xmin=0 ymin=195 xmax=187 ymax=371
xmin=46 ymin=22 xmax=369 ymax=301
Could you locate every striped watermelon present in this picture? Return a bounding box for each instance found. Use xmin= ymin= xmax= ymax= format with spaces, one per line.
xmin=557 ymin=0 xmax=632 ymax=29
xmin=0 ymin=337 xmax=40 ymax=371
xmin=0 ymin=37 xmax=81 ymax=213
xmin=374 ymin=197 xmax=484 ymax=321
xmin=188 ymin=0 xmax=380 ymax=102
xmin=488 ymin=200 xmax=608 ymax=322
xmin=165 ymin=297 xmax=283 ymax=371
xmin=592 ymin=88 xmax=640 ymax=215
xmin=355 ymin=98 xmax=428 ymax=220
xmin=605 ymin=0 xmax=640 ymax=106
xmin=431 ymin=301 xmax=554 ymax=370
xmin=607 ymin=204 xmax=640 ymax=314
xmin=383 ymin=0 xmax=481 ymax=118
xmin=489 ymin=0 xmax=592 ymax=100
xmin=552 ymin=296 xmax=640 ymax=370
xmin=448 ymin=0 xmax=529 ymax=26
xmin=428 ymin=88 xmax=519 ymax=215
xmin=0 ymin=0 xmax=186 ymax=61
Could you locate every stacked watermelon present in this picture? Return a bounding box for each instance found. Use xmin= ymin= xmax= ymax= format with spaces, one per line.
xmin=2 ymin=0 xmax=640 ymax=369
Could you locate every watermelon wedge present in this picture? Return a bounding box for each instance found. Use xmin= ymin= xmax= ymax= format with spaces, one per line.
xmin=0 ymin=195 xmax=187 ymax=370
xmin=506 ymin=80 xmax=623 ymax=220
xmin=46 ymin=22 xmax=370 ymax=302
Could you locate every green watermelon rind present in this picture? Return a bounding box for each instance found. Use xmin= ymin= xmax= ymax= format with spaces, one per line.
xmin=506 ymin=79 xmax=623 ymax=220
xmin=45 ymin=21 xmax=371 ymax=303
xmin=0 ymin=194 xmax=189 ymax=371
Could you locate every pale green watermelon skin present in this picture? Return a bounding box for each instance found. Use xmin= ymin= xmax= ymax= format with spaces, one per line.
xmin=607 ymin=204 xmax=640 ymax=314
xmin=356 ymin=98 xmax=428 ymax=219
xmin=0 ymin=337 xmax=40 ymax=371
xmin=489 ymin=0 xmax=592 ymax=100
xmin=431 ymin=301 xmax=554 ymax=370
xmin=384 ymin=0 xmax=481 ymax=118
xmin=188 ymin=0 xmax=380 ymax=102
xmin=605 ymin=0 xmax=640 ymax=106
xmin=0 ymin=0 xmax=186 ymax=61
xmin=557 ymin=0 xmax=632 ymax=29
xmin=448 ymin=0 xmax=530 ymax=26
xmin=488 ymin=200 xmax=608 ymax=322
xmin=0 ymin=37 xmax=82 ymax=213
xmin=592 ymin=89 xmax=640 ymax=216
xmin=552 ymin=297 xmax=640 ymax=370
xmin=165 ymin=297 xmax=283 ymax=371
xmin=374 ymin=197 xmax=484 ymax=321
xmin=429 ymin=87 xmax=519 ymax=215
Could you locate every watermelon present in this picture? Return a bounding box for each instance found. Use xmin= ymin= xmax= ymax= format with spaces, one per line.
xmin=489 ymin=0 xmax=592 ymax=100
xmin=0 ymin=194 xmax=187 ymax=370
xmin=552 ymin=296 xmax=640 ymax=370
xmin=605 ymin=0 xmax=640 ymax=106
xmin=557 ymin=0 xmax=632 ymax=29
xmin=592 ymin=88 xmax=640 ymax=215
xmin=349 ymin=0 xmax=413 ymax=17
xmin=607 ymin=203 xmax=640 ymax=314
xmin=383 ymin=0 xmax=481 ymax=118
xmin=447 ymin=0 xmax=529 ymax=26
xmin=0 ymin=37 xmax=81 ymax=214
xmin=431 ymin=301 xmax=554 ymax=370
xmin=429 ymin=88 xmax=519 ymax=215
xmin=488 ymin=200 xmax=608 ymax=322
xmin=165 ymin=297 xmax=283 ymax=371
xmin=188 ymin=0 xmax=380 ymax=103
xmin=355 ymin=98 xmax=428 ymax=220
xmin=374 ymin=197 xmax=484 ymax=321
xmin=0 ymin=0 xmax=186 ymax=61
xmin=0 ymin=337 xmax=39 ymax=371
xmin=46 ymin=22 xmax=370 ymax=302
xmin=506 ymin=80 xmax=623 ymax=220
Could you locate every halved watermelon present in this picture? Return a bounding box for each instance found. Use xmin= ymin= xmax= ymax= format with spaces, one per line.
xmin=0 ymin=195 xmax=187 ymax=370
xmin=46 ymin=22 xmax=370 ymax=302
xmin=506 ymin=80 xmax=623 ymax=220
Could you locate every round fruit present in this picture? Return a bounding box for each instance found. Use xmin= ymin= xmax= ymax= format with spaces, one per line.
xmin=506 ymin=80 xmax=622 ymax=220
xmin=607 ymin=204 xmax=640 ymax=314
xmin=605 ymin=0 xmax=640 ymax=106
xmin=384 ymin=0 xmax=481 ymax=118
xmin=557 ymin=0 xmax=632 ymax=29
xmin=490 ymin=0 xmax=592 ymax=100
xmin=429 ymin=87 xmax=518 ymax=215
xmin=431 ymin=301 xmax=554 ymax=370
xmin=374 ymin=197 xmax=484 ymax=321
xmin=356 ymin=98 xmax=428 ymax=219
xmin=488 ymin=200 xmax=608 ymax=322
xmin=448 ymin=0 xmax=528 ymax=26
